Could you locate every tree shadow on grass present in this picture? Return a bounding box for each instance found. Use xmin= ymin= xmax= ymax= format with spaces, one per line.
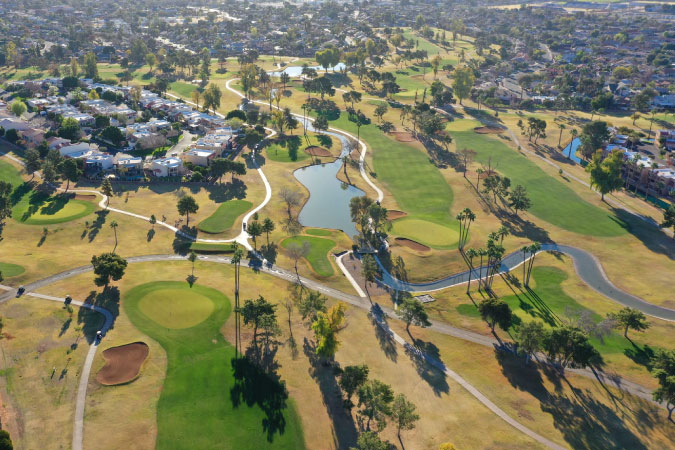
xmin=623 ymin=342 xmax=655 ymax=371
xmin=172 ymin=235 xmax=192 ymax=255
xmin=368 ymin=305 xmax=397 ymax=362
xmin=88 ymin=210 xmax=109 ymax=242
xmin=610 ymin=207 xmax=674 ymax=260
xmin=79 ymin=287 xmax=120 ymax=342
xmin=405 ymin=337 xmax=449 ymax=397
xmin=495 ymin=350 xmax=650 ymax=450
xmin=303 ymin=338 xmax=358 ymax=449
xmin=230 ymin=356 xmax=289 ymax=442
xmin=207 ymin=179 xmax=247 ymax=202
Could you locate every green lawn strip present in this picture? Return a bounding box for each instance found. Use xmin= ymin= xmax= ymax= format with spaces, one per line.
xmin=326 ymin=114 xmax=460 ymax=243
xmin=281 ymin=236 xmax=336 ymax=277
xmin=198 ymin=200 xmax=253 ymax=234
xmin=265 ymin=137 xmax=310 ymax=163
xmin=169 ymin=81 xmax=197 ymax=97
xmin=452 ymin=130 xmax=628 ymax=236
xmin=189 ymin=242 xmax=237 ymax=253
xmin=0 ymin=158 xmax=23 ymax=186
xmin=124 ymin=281 xmax=305 ymax=450
xmin=0 ymin=262 xmax=25 ymax=278
xmin=11 ymin=186 xmax=96 ymax=225
xmin=500 ymin=267 xmax=643 ymax=356
xmin=390 ymin=217 xmax=459 ymax=249
xmin=305 ymin=228 xmax=332 ymax=236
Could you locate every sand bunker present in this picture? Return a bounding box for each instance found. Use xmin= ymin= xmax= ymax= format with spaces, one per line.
xmin=74 ymin=194 xmax=97 ymax=200
xmin=305 ymin=146 xmax=332 ymax=157
xmin=392 ymin=131 xmax=415 ymax=142
xmin=96 ymin=342 xmax=149 ymax=386
xmin=395 ymin=237 xmax=431 ymax=252
xmin=474 ymin=126 xmax=503 ymax=134
xmin=388 ymin=210 xmax=408 ymax=220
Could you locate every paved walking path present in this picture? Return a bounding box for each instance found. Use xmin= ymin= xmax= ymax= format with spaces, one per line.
xmin=372 ymin=243 xmax=675 ymax=321
xmin=0 ymin=284 xmax=113 ymax=450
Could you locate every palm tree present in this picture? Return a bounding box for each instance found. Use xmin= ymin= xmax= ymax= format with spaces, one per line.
xmin=476 ymin=168 xmax=484 ymax=189
xmin=477 ymin=248 xmax=487 ymax=291
xmin=557 ymin=123 xmax=566 ymax=148
xmin=569 ymin=129 xmax=578 ymax=158
xmin=631 ymin=112 xmax=640 ymax=126
xmin=465 ymin=248 xmax=478 ymax=294
xmin=497 ymin=226 xmax=509 ymax=245
xmin=521 ymin=245 xmax=530 ymax=285
xmin=110 ymin=220 xmax=118 ymax=252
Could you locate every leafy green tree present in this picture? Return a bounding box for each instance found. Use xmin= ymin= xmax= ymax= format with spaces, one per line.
xmin=608 ymin=307 xmax=650 ymax=339
xmin=10 ymin=100 xmax=26 ymax=117
xmin=390 ymin=393 xmax=420 ymax=446
xmin=580 ymin=121 xmax=610 ymax=159
xmin=651 ymin=349 xmax=675 ymax=421
xmin=298 ymin=290 xmax=327 ymax=323
xmin=374 ymin=104 xmax=388 ymax=123
xmin=0 ymin=429 xmax=13 ymax=450
xmin=0 ymin=181 xmax=13 ymax=227
xmin=145 ymin=53 xmax=157 ymax=73
xmin=91 ymin=252 xmax=128 ymax=287
xmin=59 ymin=158 xmax=82 ymax=192
xmin=209 ymin=158 xmax=230 ymax=183
xmin=202 ymin=83 xmax=222 ymax=112
xmin=24 ymin=149 xmax=41 ymax=180
xmin=84 ymin=52 xmax=98 ymax=78
xmin=661 ymin=204 xmax=675 ymax=239
xmin=517 ymin=320 xmax=546 ymax=364
xmin=357 ymin=379 xmax=394 ymax=431
xmin=58 ymin=117 xmax=81 ymax=141
xmin=509 ymin=185 xmax=531 ymax=216
xmin=586 ymin=149 xmax=624 ymax=201
xmin=177 ymin=195 xmax=199 ymax=226
xmin=396 ymin=296 xmax=431 ymax=340
xmin=100 ymin=178 xmax=113 ymax=209
xmin=478 ymin=298 xmax=513 ymax=333
xmin=101 ymin=126 xmax=124 ymax=147
xmin=452 ymin=67 xmax=475 ymax=105
xmin=543 ymin=326 xmax=600 ymax=370
xmin=239 ymin=295 xmax=276 ymax=347
xmin=313 ymin=115 xmax=329 ymax=134
xmin=339 ymin=364 xmax=369 ymax=409
xmin=247 ymin=220 xmax=263 ymax=250
xmin=261 ymin=218 xmax=275 ymax=246
xmin=350 ymin=431 xmax=390 ymax=450
xmin=361 ymin=254 xmax=380 ymax=298
xmin=311 ymin=302 xmax=347 ymax=361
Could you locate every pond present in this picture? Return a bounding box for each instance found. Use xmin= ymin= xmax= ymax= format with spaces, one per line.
xmin=562 ymin=138 xmax=585 ymax=165
xmin=269 ymin=63 xmax=346 ymax=78
xmin=293 ymin=120 xmax=364 ymax=239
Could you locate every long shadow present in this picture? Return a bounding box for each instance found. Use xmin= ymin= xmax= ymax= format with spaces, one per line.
xmin=368 ymin=307 xmax=397 ymax=362
xmin=495 ymin=350 xmax=650 ymax=449
xmin=207 ymin=179 xmax=247 ymax=202
xmin=230 ymin=356 xmax=289 ymax=442
xmin=611 ymin=207 xmax=674 ymax=260
xmin=623 ymin=342 xmax=655 ymax=371
xmin=88 ymin=210 xmax=109 ymax=242
xmin=406 ymin=338 xmax=450 ymax=396
xmin=303 ymin=338 xmax=358 ymax=449
xmin=78 ymin=287 xmax=119 ymax=342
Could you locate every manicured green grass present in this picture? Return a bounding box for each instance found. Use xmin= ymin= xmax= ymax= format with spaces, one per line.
xmin=0 ymin=158 xmax=23 ymax=186
xmin=327 ymin=114 xmax=460 ymax=245
xmin=265 ymin=137 xmax=310 ymax=163
xmin=189 ymin=242 xmax=237 ymax=253
xmin=169 ymin=81 xmax=197 ymax=98
xmin=281 ymin=236 xmax=336 ymax=277
xmin=390 ymin=217 xmax=459 ymax=249
xmin=139 ymin=287 xmax=215 ymax=329
xmin=452 ymin=130 xmax=628 ymax=236
xmin=124 ymin=281 xmax=305 ymax=449
xmin=0 ymin=262 xmax=25 ymax=278
xmin=198 ymin=200 xmax=253 ymax=234
xmin=305 ymin=228 xmax=332 ymax=236
xmin=11 ymin=186 xmax=96 ymax=225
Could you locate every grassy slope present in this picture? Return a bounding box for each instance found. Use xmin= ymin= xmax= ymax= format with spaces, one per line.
xmin=197 ymin=200 xmax=253 ymax=234
xmin=282 ymin=235 xmax=336 ymax=277
xmin=452 ymin=130 xmax=628 ymax=236
xmin=124 ymin=281 xmax=304 ymax=450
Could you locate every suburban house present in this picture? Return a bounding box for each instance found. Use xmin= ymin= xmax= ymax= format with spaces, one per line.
xmin=59 ymin=142 xmax=99 ymax=158
xmin=47 ymin=136 xmax=71 ymax=150
xmin=20 ymin=128 xmax=46 ymax=146
xmin=113 ymin=153 xmax=144 ymax=176
xmin=149 ymin=157 xmax=184 ymax=177
xmin=0 ymin=117 xmax=31 ymax=131
xmin=83 ymin=151 xmax=114 ymax=173
xmin=193 ymin=131 xmax=233 ymax=155
xmin=182 ymin=149 xmax=215 ymax=167
xmin=656 ymin=130 xmax=675 ymax=151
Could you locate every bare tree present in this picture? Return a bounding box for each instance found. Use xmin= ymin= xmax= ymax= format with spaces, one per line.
xmin=284 ymin=241 xmax=311 ymax=281
xmin=279 ymin=187 xmax=302 ymax=220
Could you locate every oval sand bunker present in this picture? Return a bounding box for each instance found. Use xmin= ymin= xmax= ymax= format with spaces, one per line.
xmin=96 ymin=342 xmax=149 ymax=385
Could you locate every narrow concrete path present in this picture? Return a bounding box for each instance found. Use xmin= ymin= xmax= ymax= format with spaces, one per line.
xmin=0 ymin=284 xmax=113 ymax=450
xmin=372 ymin=243 xmax=675 ymax=321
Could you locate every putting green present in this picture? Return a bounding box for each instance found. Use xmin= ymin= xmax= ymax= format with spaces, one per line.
xmin=12 ymin=188 xmax=96 ymax=225
xmin=197 ymin=200 xmax=253 ymax=234
xmin=0 ymin=262 xmax=25 ymax=278
xmin=138 ymin=288 xmax=215 ymax=329
xmin=124 ymin=281 xmax=304 ymax=449
xmin=391 ymin=218 xmax=460 ymax=249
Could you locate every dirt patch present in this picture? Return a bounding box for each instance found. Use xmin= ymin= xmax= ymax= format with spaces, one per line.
xmin=391 ymin=131 xmax=415 ymax=142
xmin=74 ymin=193 xmax=97 ymax=200
xmin=96 ymin=342 xmax=149 ymax=386
xmin=305 ymin=146 xmax=332 ymax=157
xmin=394 ymin=237 xmax=431 ymax=252
xmin=341 ymin=254 xmax=391 ymax=297
xmin=388 ymin=210 xmax=408 ymax=220
xmin=473 ymin=126 xmax=504 ymax=134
